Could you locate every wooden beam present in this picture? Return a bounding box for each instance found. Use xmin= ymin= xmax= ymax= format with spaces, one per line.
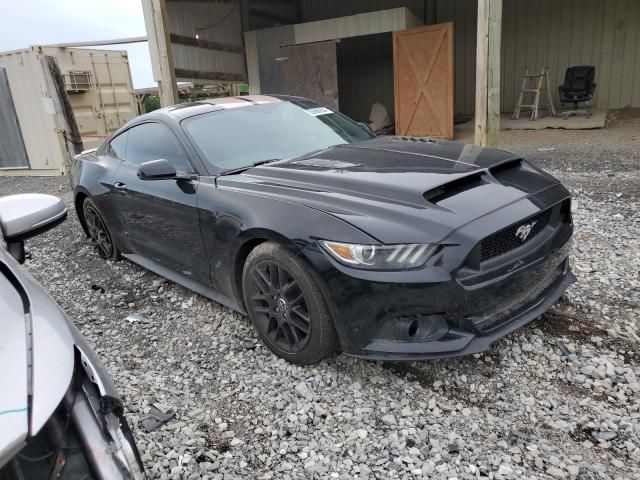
xmin=142 ymin=0 xmax=179 ymax=106
xmin=169 ymin=33 xmax=243 ymax=54
xmin=174 ymin=68 xmax=247 ymax=83
xmin=45 ymin=36 xmax=148 ymax=48
xmin=474 ymin=0 xmax=502 ymax=147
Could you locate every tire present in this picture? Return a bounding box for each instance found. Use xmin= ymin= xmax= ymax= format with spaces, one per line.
xmin=242 ymin=241 xmax=339 ymax=365
xmin=82 ymin=198 xmax=120 ymax=261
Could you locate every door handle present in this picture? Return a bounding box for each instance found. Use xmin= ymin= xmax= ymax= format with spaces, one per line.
xmin=114 ymin=182 xmax=128 ymax=190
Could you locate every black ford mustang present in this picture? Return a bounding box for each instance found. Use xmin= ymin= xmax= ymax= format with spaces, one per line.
xmin=71 ymin=95 xmax=575 ymax=364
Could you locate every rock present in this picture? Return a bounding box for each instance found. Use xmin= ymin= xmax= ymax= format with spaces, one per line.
xmin=381 ymin=415 xmax=396 ymax=426
xmin=611 ymin=459 xmax=624 ymax=469
xmin=546 ymin=466 xmax=567 ymax=479
xmin=294 ymin=382 xmax=313 ymax=401
xmin=567 ymin=465 xmax=580 ymax=478
xmin=499 ymin=464 xmax=514 ymax=476
xmin=592 ymin=431 xmax=617 ymax=442
xmin=506 ymin=431 xmax=529 ymax=446
xmin=421 ymin=461 xmax=435 ymax=475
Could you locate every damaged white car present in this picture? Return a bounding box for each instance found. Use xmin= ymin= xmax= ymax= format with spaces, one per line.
xmin=0 ymin=194 xmax=144 ymax=479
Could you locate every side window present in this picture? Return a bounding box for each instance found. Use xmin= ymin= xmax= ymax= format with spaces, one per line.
xmin=108 ymin=131 xmax=128 ymax=159
xmin=124 ymin=123 xmax=192 ymax=172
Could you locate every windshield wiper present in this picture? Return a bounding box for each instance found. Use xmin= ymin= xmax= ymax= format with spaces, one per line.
xmin=218 ymin=158 xmax=281 ymax=176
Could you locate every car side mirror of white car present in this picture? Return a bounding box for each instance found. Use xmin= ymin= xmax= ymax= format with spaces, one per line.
xmin=0 ymin=194 xmax=67 ymax=263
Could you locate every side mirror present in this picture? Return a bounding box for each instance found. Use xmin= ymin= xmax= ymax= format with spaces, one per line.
xmin=137 ymin=159 xmax=178 ymax=180
xmin=0 ymin=194 xmax=67 ymax=263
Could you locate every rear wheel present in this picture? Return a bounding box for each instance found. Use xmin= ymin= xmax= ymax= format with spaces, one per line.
xmin=242 ymin=242 xmax=338 ymax=364
xmin=83 ymin=198 xmax=120 ymax=260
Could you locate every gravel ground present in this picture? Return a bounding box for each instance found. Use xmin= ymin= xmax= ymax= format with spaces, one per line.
xmin=1 ymin=111 xmax=638 ymax=479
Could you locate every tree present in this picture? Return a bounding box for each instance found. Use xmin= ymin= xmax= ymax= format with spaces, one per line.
xmin=143 ymin=95 xmax=161 ymax=113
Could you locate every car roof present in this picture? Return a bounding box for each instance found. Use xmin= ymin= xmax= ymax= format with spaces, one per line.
xmin=142 ymin=94 xmax=314 ymax=121
xmin=108 ymin=94 xmax=318 ymax=139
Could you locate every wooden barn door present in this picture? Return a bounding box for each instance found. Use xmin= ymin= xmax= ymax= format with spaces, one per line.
xmin=393 ymin=23 xmax=454 ymax=138
xmin=278 ymin=41 xmax=339 ymax=110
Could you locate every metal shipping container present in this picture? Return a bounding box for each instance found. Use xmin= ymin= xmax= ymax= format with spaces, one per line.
xmin=0 ymin=46 xmax=137 ymax=175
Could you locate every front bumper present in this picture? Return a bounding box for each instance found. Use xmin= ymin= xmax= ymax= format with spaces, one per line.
xmin=354 ymin=259 xmax=574 ymax=360
xmin=303 ymin=195 xmax=575 ymax=361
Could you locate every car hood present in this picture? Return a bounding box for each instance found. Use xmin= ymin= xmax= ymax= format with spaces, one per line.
xmin=217 ymin=137 xmax=561 ymax=243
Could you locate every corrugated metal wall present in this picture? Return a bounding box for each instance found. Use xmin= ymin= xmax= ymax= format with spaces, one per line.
xmin=251 ymin=25 xmax=295 ymax=94
xmin=430 ymin=0 xmax=476 ymax=115
xmin=434 ymin=0 xmax=640 ymax=114
xmin=294 ymin=7 xmax=422 ymax=44
xmin=167 ymin=1 xmax=245 ymax=80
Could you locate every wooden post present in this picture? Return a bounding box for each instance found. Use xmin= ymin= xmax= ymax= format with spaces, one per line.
xmin=142 ymin=0 xmax=178 ymax=107
xmin=474 ymin=0 xmax=502 ymax=147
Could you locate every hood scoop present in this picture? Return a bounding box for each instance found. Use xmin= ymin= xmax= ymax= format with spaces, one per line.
xmin=489 ymin=158 xmax=523 ymax=177
xmin=423 ymin=172 xmax=488 ymax=204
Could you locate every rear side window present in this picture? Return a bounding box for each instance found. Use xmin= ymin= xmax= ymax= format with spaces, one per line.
xmin=108 ymin=131 xmax=128 ymax=159
xmin=125 ymin=122 xmax=192 ymax=172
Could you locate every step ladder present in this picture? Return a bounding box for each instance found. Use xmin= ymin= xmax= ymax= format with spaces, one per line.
xmin=512 ymin=67 xmax=556 ymax=120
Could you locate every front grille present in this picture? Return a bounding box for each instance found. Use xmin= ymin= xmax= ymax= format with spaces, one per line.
xmin=481 ymin=208 xmax=552 ymax=261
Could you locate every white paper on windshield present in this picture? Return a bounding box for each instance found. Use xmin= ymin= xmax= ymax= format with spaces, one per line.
xmin=305 ymin=107 xmax=333 ymax=116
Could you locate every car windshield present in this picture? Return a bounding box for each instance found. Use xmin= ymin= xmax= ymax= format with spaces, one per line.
xmin=182 ymin=100 xmax=374 ymax=172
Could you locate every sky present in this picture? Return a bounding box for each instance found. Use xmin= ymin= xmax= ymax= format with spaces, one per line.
xmin=0 ymin=0 xmax=155 ymax=88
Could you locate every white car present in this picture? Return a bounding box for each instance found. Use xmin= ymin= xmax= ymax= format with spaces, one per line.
xmin=0 ymin=194 xmax=144 ymax=479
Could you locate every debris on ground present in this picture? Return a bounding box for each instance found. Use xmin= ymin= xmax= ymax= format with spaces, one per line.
xmin=125 ymin=313 xmax=152 ymax=324
xmin=140 ymin=403 xmax=176 ymax=433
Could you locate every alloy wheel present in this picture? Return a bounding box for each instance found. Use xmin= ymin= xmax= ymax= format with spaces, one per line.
xmin=249 ymin=261 xmax=311 ymax=353
xmin=85 ymin=206 xmax=114 ymax=259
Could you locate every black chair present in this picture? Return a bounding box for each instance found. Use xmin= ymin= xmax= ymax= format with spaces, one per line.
xmin=558 ymin=66 xmax=597 ymax=118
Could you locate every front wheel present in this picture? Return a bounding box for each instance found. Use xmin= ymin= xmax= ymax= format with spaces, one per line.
xmin=242 ymin=242 xmax=338 ymax=365
xmin=83 ymin=198 xmax=120 ymax=260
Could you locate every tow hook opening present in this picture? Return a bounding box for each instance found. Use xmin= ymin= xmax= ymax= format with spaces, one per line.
xmin=374 ymin=313 xmax=449 ymax=343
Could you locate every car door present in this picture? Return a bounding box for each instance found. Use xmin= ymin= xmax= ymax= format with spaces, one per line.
xmin=111 ymin=121 xmax=210 ymax=284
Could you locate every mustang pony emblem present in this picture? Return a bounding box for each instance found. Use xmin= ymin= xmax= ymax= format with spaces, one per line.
xmin=515 ymin=220 xmax=537 ymax=241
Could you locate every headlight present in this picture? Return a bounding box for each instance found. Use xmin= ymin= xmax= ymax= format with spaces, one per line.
xmin=319 ymin=241 xmax=437 ymax=270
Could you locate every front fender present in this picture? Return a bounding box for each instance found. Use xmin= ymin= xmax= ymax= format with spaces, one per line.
xmin=196 ymin=181 xmax=375 ymax=303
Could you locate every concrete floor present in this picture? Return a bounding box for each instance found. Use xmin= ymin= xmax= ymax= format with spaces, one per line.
xmin=452 ymin=109 xmax=607 ymax=143
xmin=502 ymin=109 xmax=607 ymax=130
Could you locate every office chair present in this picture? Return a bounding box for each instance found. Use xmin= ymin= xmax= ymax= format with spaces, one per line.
xmin=558 ymin=66 xmax=597 ymax=118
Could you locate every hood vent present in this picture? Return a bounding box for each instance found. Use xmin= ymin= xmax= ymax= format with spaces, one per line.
xmin=489 ymin=158 xmax=523 ymax=177
xmin=423 ymin=172 xmax=487 ymax=204
xmin=392 ymin=136 xmax=438 ymax=143
xmin=289 ymin=158 xmax=362 ymax=169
